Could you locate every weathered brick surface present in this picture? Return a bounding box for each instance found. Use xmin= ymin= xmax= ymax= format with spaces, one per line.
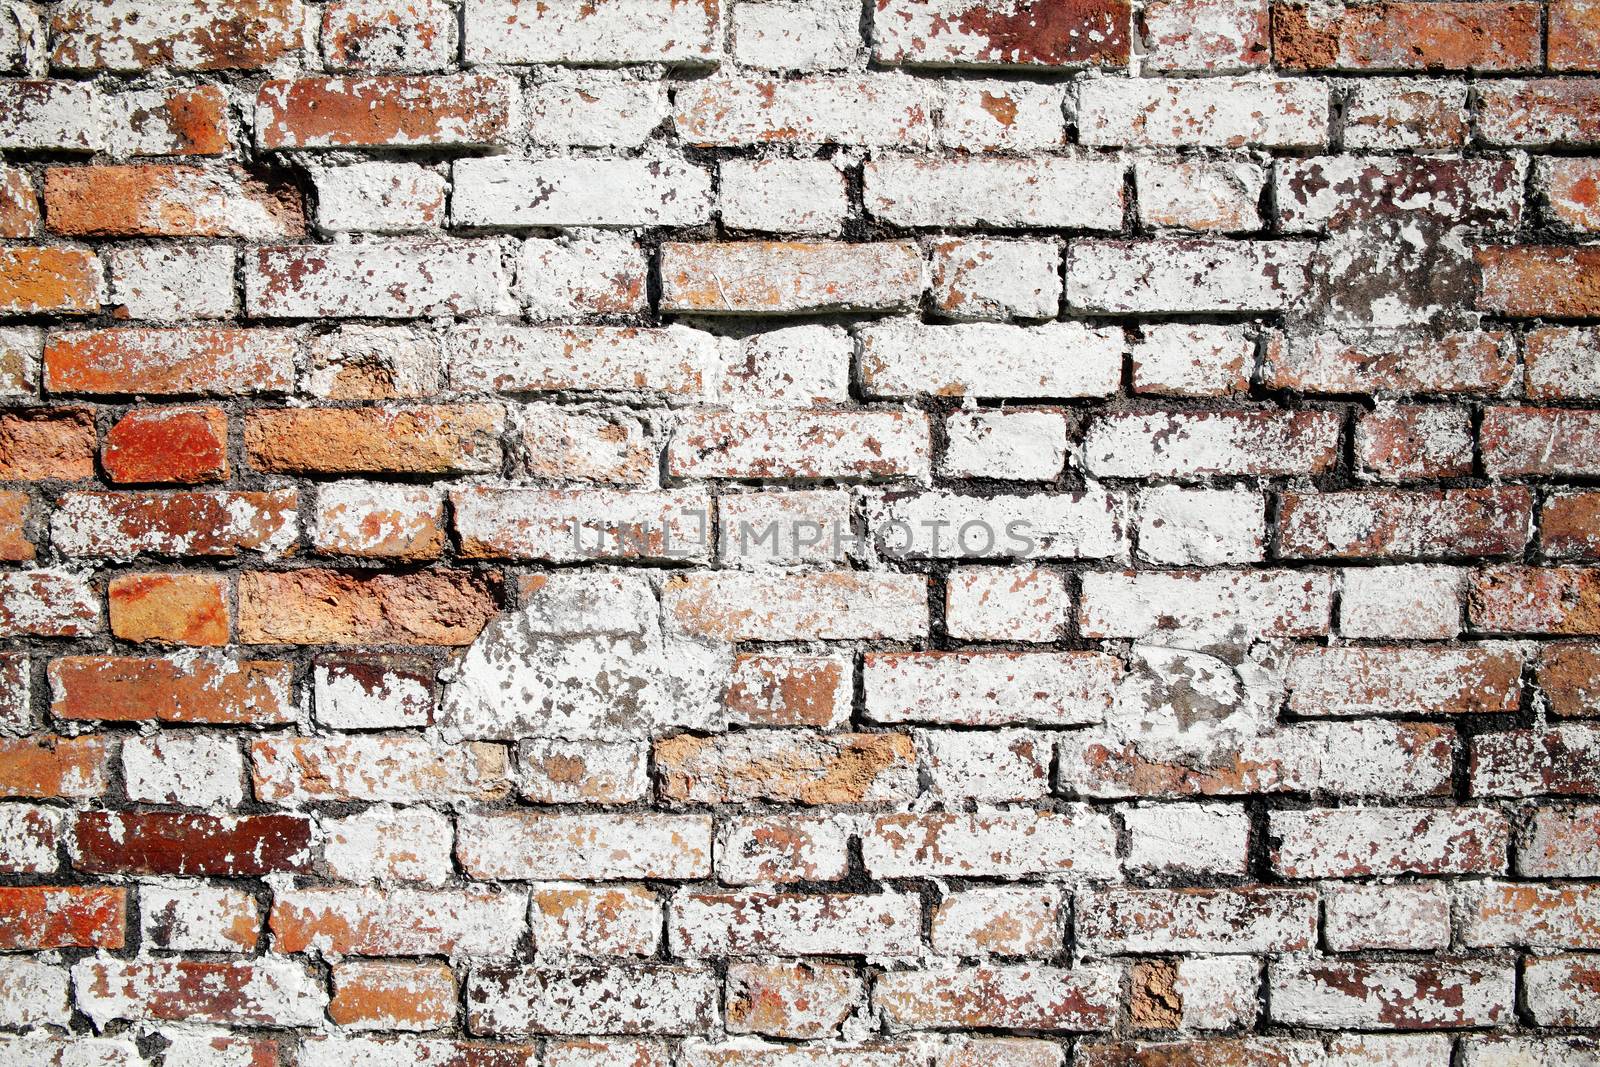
xmin=1 ymin=4 xmax=1593 ymax=1056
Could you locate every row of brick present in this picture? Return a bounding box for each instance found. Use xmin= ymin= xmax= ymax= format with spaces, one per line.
xmin=0 ymin=154 xmax=1574 ymax=237
xmin=10 ymin=0 xmax=1600 ymax=74
xmin=6 ymin=238 xmax=1600 ymax=319
xmin=8 ymin=324 xmax=1600 ymax=400
xmin=5 ymin=873 xmax=1600 ymax=956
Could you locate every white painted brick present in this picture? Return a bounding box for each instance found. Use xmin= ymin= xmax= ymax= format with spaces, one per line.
xmin=450 ymin=324 xmax=718 ymax=397
xmin=676 ymin=75 xmax=936 ymax=147
xmin=718 ymin=325 xmax=852 ymax=407
xmin=1340 ymin=565 xmax=1463 ymax=639
xmin=1124 ymin=803 xmax=1251 ymax=877
xmin=1077 ymin=77 xmax=1329 ymax=148
xmin=944 ymin=565 xmax=1071 ymax=643
xmin=106 ymin=245 xmax=235 ymax=321
xmin=866 ymin=651 xmax=1120 ymax=726
xmin=312 ymin=482 xmax=445 ymax=559
xmin=516 ymin=738 xmax=648 ymax=804
xmin=1067 ymin=239 xmax=1313 ymax=313
xmin=717 ymin=814 xmax=853 ymax=885
xmin=1079 ymin=569 xmax=1334 ymax=650
xmin=732 ymin=0 xmax=859 ymax=70
xmin=932 ymin=886 xmax=1063 ymax=956
xmin=1323 ymin=882 xmax=1451 ymax=951
xmin=867 ymin=489 xmax=1128 ymax=560
xmin=322 ymin=806 xmax=454 ymax=886
xmin=860 ymin=322 xmax=1123 ymax=399
xmin=0 ymin=804 xmax=59 ymax=873
xmin=718 ymin=489 xmax=854 ymax=567
xmin=918 ymin=728 xmax=1052 ymax=801
xmin=140 ymin=882 xmax=260 ymax=951
xmin=1136 ymin=486 xmax=1267 ymax=566
xmin=122 ymin=733 xmax=244 ymax=808
xmin=939 ymin=81 xmax=1066 ymax=151
xmin=314 ymin=162 xmax=447 ymax=234
xmin=720 ymin=159 xmax=848 ymax=236
xmin=1137 ymin=158 xmax=1265 ymax=232
xmin=526 ymin=75 xmax=668 ymax=148
xmin=464 ymin=0 xmax=719 ymax=65
xmin=313 ymin=653 xmax=435 ymax=729
xmin=0 ymin=958 xmax=69 ymax=1028
xmin=304 ymin=325 xmax=444 ymax=400
xmin=519 ymin=232 xmax=647 ymax=320
xmin=452 ymin=157 xmax=712 ymax=228
xmin=929 ymin=237 xmax=1061 ymax=321
xmin=940 ymin=409 xmax=1067 ymax=480
xmin=866 ymin=157 xmax=1123 ymax=228
xmin=1172 ymin=957 xmax=1260 ymax=1030
xmin=1132 ymin=323 xmax=1255 ymax=397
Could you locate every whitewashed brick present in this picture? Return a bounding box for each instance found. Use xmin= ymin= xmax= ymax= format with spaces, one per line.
xmin=519 ymin=233 xmax=647 ymax=319
xmin=866 ymin=651 xmax=1120 ymax=726
xmin=1132 ymin=323 xmax=1255 ymax=397
xmin=526 ymin=75 xmax=668 ymax=148
xmin=106 ymin=245 xmax=235 ymax=321
xmin=718 ymin=489 xmax=853 ymax=567
xmin=929 ymin=237 xmax=1061 ymax=321
xmin=1078 ymin=77 xmax=1330 ymax=148
xmin=313 ymin=653 xmax=435 ymax=729
xmin=464 ymin=0 xmax=718 ymax=65
xmin=122 ymin=733 xmax=244 ymax=808
xmin=0 ymin=804 xmax=60 ymax=873
xmin=860 ymin=322 xmax=1123 ymax=399
xmin=314 ymin=162 xmax=447 ymax=233
xmin=1068 ymin=239 xmax=1314 ymax=313
xmin=720 ymin=159 xmax=848 ymax=236
xmin=676 ymin=75 xmax=936 ymax=148
xmin=1124 ymin=803 xmax=1251 ymax=877
xmin=140 ymin=882 xmax=260 ymax=951
xmin=322 ymin=806 xmax=454 ymax=886
xmin=1340 ymin=565 xmax=1463 ymax=639
xmin=919 ymin=728 xmax=1051 ymax=801
xmin=1323 ymin=882 xmax=1451 ymax=951
xmin=939 ymin=81 xmax=1066 ymax=151
xmin=940 ymin=409 xmax=1067 ymax=480
xmin=0 ymin=958 xmax=69 ymax=1028
xmin=1136 ymin=486 xmax=1267 ymax=566
xmin=866 ymin=157 xmax=1123 ymax=228
xmin=1137 ymin=158 xmax=1265 ymax=232
xmin=453 ymin=157 xmax=712 ymax=228
xmin=944 ymin=565 xmax=1071 ymax=643
xmin=718 ymin=325 xmax=851 ymax=406
xmin=516 ymin=738 xmax=648 ymax=804
xmin=732 ymin=0 xmax=859 ymax=70
xmin=313 ymin=482 xmax=445 ymax=559
xmin=867 ymin=489 xmax=1128 ymax=560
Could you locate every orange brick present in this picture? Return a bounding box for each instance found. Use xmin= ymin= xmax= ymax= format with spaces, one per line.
xmin=0 ymin=885 xmax=125 ymax=949
xmin=1538 ymin=643 xmax=1600 ymax=717
xmin=245 ymin=405 xmax=502 ymax=475
xmin=0 ymin=490 xmax=32 ymax=561
xmin=109 ymin=84 xmax=232 ymax=155
xmin=0 ymin=736 xmax=112 ymax=799
xmin=0 ymin=408 xmax=95 ymax=480
xmin=45 ymin=328 xmax=296 ymax=396
xmin=44 ymin=165 xmax=304 ymax=238
xmin=0 ymin=248 xmax=100 ymax=314
xmin=108 ymin=574 xmax=230 ymax=646
xmin=50 ymin=655 xmax=295 ymax=724
xmin=1478 ymin=246 xmax=1600 ymax=317
xmin=330 ymin=960 xmax=457 ymax=1031
xmin=256 ymin=75 xmax=515 ymax=149
xmin=102 ymin=406 xmax=229 ymax=484
xmin=1552 ymin=0 xmax=1600 ymax=70
xmin=1274 ymin=2 xmax=1540 ymax=71
xmin=238 ymin=569 xmax=500 ymax=645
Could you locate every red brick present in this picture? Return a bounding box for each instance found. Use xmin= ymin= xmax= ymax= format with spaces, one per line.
xmin=50 ymin=0 xmax=310 ymax=72
xmin=1263 ymin=329 xmax=1514 ymax=394
xmin=330 ymin=960 xmax=457 ymax=1031
xmin=0 ymin=569 xmax=100 ymax=637
xmin=45 ymin=327 xmax=295 ymax=395
xmin=874 ymin=0 xmax=1131 ymax=67
xmin=245 ymin=404 xmax=502 ymax=475
xmin=107 ymin=84 xmax=232 ymax=156
xmin=0 ymin=491 xmax=29 ymax=561
xmin=1274 ymin=2 xmax=1540 ymax=71
xmin=1470 ymin=726 xmax=1600 ymax=796
xmin=107 ymin=574 xmax=230 ymax=645
xmin=0 ymin=408 xmax=95 ymax=480
xmin=1541 ymin=492 xmax=1600 ymax=560
xmin=271 ymin=887 xmax=525 ymax=956
xmin=44 ymin=165 xmax=303 ymax=238
xmin=1269 ymin=807 xmax=1508 ymax=877
xmin=50 ymin=654 xmax=292 ymax=724
xmin=724 ymin=654 xmax=852 ymax=728
xmin=1478 ymin=246 xmax=1600 ymax=316
xmin=102 ymin=406 xmax=229 ymax=484
xmin=1482 ymin=408 xmax=1600 ymax=477
xmin=71 ymin=958 xmax=326 ymax=1028
xmin=1537 ymin=643 xmax=1600 ymax=717
xmin=1277 ymin=488 xmax=1531 ymax=559
xmin=874 ymin=965 xmax=1118 ymax=1031
xmin=1286 ymin=646 xmax=1522 ymax=716
xmin=257 ymin=75 xmax=515 ymax=150
xmin=1552 ymin=0 xmax=1600 ymax=69
xmin=1355 ymin=405 xmax=1474 ymax=480
xmin=238 ymin=569 xmax=500 ymax=645
xmin=1526 ymin=326 xmax=1600 ymax=400
xmin=0 ymin=886 xmax=125 ymax=950
xmin=1536 ymin=159 xmax=1600 ymax=232
xmin=0 ymin=165 xmax=38 ymax=237
xmin=1479 ymin=79 xmax=1600 ymax=146
xmin=73 ymin=811 xmax=313 ymax=876
xmin=1470 ymin=566 xmax=1600 ymax=635
xmin=50 ymin=490 xmax=298 ymax=558
xmin=0 ymin=736 xmax=112 ymax=798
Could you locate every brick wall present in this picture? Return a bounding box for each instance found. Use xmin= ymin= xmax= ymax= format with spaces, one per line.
xmin=1 ymin=0 xmax=1599 ymax=1064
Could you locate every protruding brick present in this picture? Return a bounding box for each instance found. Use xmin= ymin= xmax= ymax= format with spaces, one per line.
xmin=103 ymin=406 xmax=229 ymax=484
xmin=239 ymin=569 xmax=499 ymax=645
